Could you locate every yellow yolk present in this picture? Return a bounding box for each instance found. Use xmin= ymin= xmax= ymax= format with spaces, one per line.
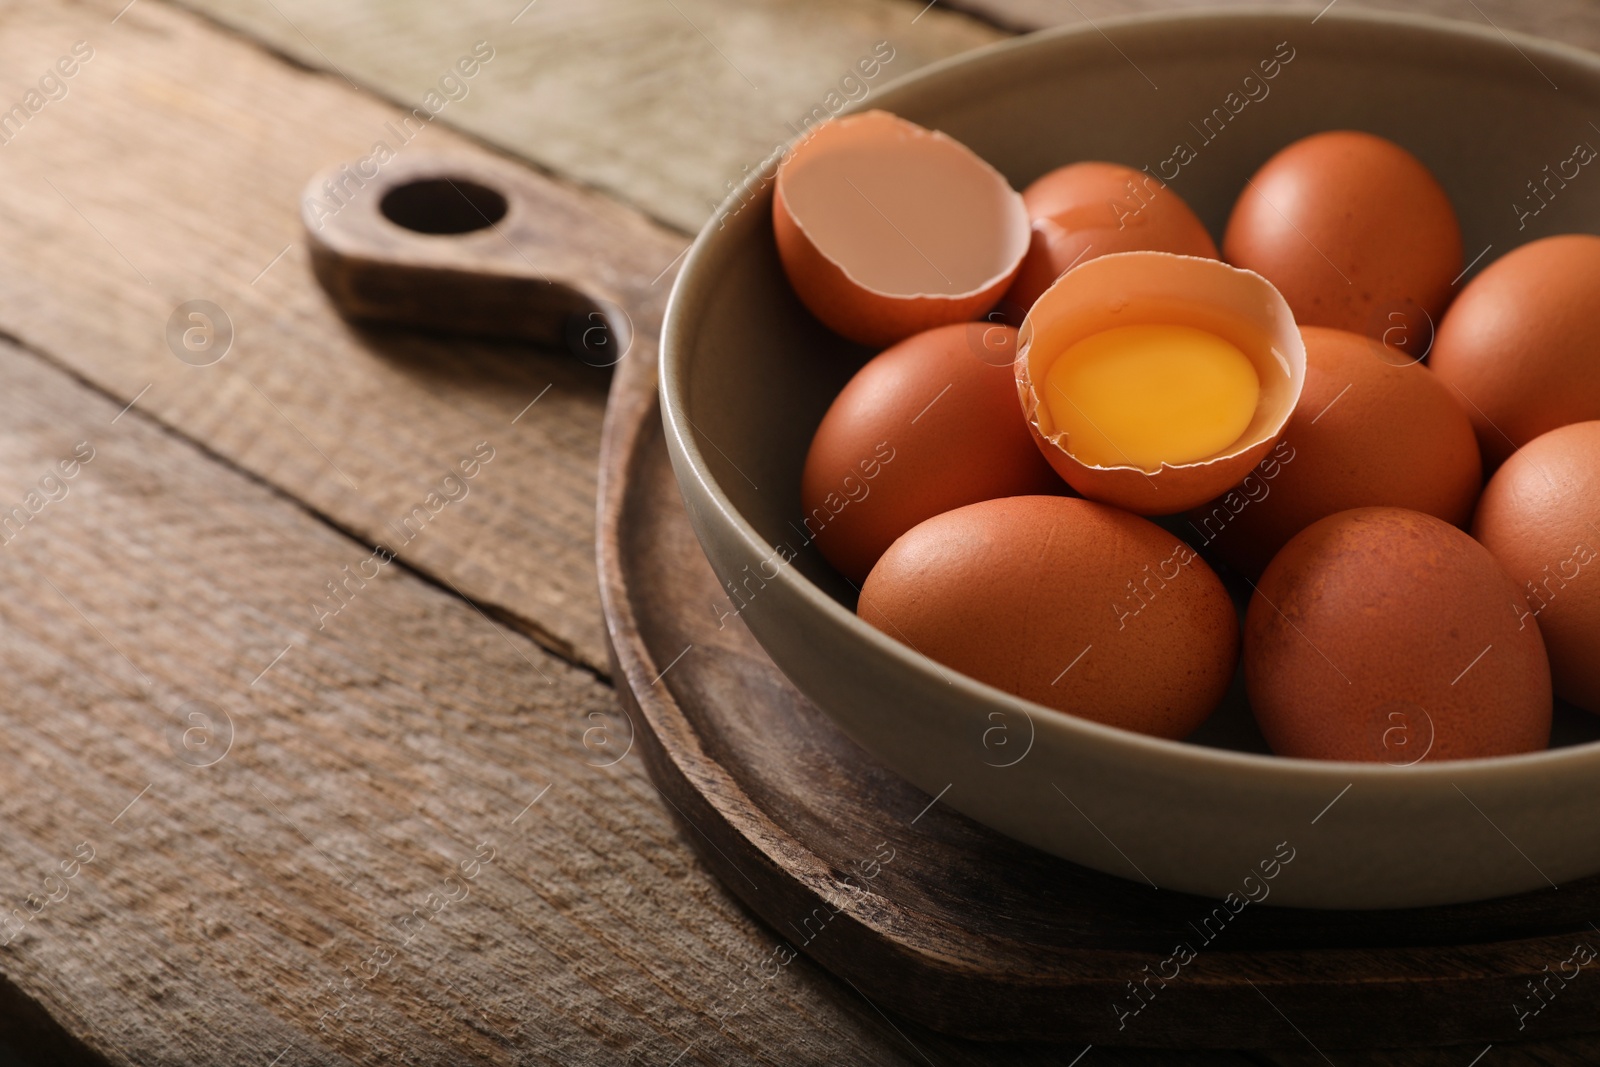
xmin=1042 ymin=324 xmax=1260 ymax=470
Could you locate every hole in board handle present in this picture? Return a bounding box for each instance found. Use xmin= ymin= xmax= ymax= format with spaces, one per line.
xmin=381 ymin=178 xmax=509 ymax=234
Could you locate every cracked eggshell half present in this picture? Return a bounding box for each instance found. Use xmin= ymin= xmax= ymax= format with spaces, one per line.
xmin=773 ymin=110 xmax=1031 ymax=348
xmin=1015 ymin=251 xmax=1305 ymax=515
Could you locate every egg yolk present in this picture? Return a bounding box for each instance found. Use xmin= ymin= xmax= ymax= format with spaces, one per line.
xmin=1042 ymin=324 xmax=1260 ymax=470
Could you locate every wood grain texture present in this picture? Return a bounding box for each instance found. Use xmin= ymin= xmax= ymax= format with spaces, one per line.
xmin=3 ymin=0 xmax=1596 ymax=1062
xmin=0 ymin=327 xmax=876 ymax=1067
xmin=0 ymin=331 xmax=1259 ymax=1065
xmin=0 ymin=0 xmax=689 ymax=673
xmin=172 ymin=0 xmax=1006 ymax=232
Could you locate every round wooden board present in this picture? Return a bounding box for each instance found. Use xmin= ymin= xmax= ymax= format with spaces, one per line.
xmin=595 ymin=340 xmax=1600 ymax=1050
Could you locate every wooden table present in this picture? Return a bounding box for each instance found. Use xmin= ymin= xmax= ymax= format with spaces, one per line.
xmin=0 ymin=0 xmax=1594 ymax=1063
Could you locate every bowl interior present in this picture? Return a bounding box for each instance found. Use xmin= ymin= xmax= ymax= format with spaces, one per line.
xmin=673 ymin=7 xmax=1600 ymax=759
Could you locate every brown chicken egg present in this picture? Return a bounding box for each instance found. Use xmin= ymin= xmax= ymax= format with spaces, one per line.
xmin=859 ymin=495 xmax=1237 ymax=739
xmin=1222 ymin=131 xmax=1462 ymax=342
xmin=1189 ymin=325 xmax=1481 ymax=576
xmin=1473 ymin=421 xmax=1600 ymax=713
xmin=1245 ymin=507 xmax=1551 ymax=762
xmin=802 ymin=322 xmax=1062 ymax=584
xmin=1429 ymin=234 xmax=1600 ymax=468
xmin=1003 ymin=162 xmax=1220 ymax=311
xmin=773 ymin=110 xmax=1030 ymax=347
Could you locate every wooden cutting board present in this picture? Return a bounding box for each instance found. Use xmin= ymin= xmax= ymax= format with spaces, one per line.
xmin=595 ymin=331 xmax=1600 ymax=1050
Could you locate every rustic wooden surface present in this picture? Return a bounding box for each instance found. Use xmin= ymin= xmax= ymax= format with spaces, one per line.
xmin=1 ymin=0 xmax=1598 ymax=1062
xmin=0 ymin=0 xmax=689 ymax=674
xmin=0 ymin=331 xmax=1030 ymax=1067
xmin=171 ymin=0 xmax=1006 ymax=233
xmin=173 ymin=0 xmax=1600 ymax=234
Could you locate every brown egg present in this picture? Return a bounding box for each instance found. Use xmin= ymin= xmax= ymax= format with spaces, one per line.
xmin=1222 ymin=131 xmax=1462 ymax=341
xmin=1473 ymin=421 xmax=1600 ymax=713
xmin=1246 ymin=507 xmax=1551 ymax=762
xmin=802 ymin=323 xmax=1062 ymax=584
xmin=773 ymin=110 xmax=1030 ymax=347
xmin=1003 ymin=162 xmax=1219 ymax=311
xmin=1429 ymin=234 xmax=1600 ymax=468
xmin=859 ymin=495 xmax=1237 ymax=739
xmin=1189 ymin=326 xmax=1481 ymax=576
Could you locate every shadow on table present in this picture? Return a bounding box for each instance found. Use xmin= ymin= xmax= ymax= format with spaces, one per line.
xmin=340 ymin=319 xmax=618 ymax=410
xmin=0 ymin=977 xmax=92 ymax=1066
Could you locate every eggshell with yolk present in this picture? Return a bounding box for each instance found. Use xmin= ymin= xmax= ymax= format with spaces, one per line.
xmin=1015 ymin=250 xmax=1305 ymax=515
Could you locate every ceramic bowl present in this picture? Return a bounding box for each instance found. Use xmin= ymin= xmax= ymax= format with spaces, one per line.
xmin=660 ymin=7 xmax=1600 ymax=908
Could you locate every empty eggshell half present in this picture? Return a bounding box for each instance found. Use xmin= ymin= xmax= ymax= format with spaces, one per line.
xmin=1016 ymin=251 xmax=1305 ymax=515
xmin=773 ymin=110 xmax=1031 ymax=347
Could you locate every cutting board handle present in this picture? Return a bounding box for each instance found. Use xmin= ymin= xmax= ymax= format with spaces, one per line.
xmin=301 ymin=152 xmax=634 ymax=365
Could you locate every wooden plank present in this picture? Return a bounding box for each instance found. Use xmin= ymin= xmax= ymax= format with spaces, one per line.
xmin=0 ymin=0 xmax=688 ymax=673
xmin=0 ymin=0 xmax=1580 ymax=1062
xmin=938 ymin=0 xmax=1600 ymax=46
xmin=170 ymin=0 xmax=1007 ymax=232
xmin=169 ymin=0 xmax=1600 ymax=241
xmin=0 ymin=332 xmax=1270 ymax=1066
